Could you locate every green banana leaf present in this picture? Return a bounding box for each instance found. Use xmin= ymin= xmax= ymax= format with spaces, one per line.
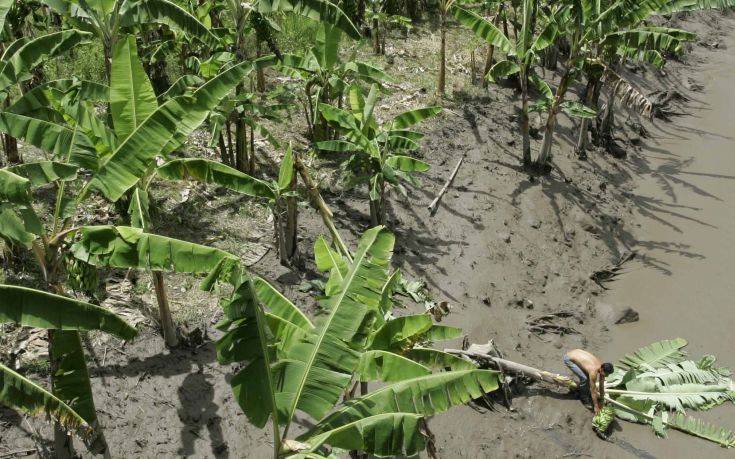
xmin=70 ymin=225 xmax=239 ymax=275
xmin=0 ymin=362 xmax=92 ymax=438
xmin=156 ymin=158 xmax=274 ymax=199
xmin=90 ymin=60 xmax=256 ymax=202
xmin=110 ymin=34 xmax=159 ymax=141
xmin=0 ymin=284 xmax=137 ymax=340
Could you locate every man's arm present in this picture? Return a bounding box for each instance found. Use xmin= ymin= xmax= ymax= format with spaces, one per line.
xmin=589 ymin=372 xmax=601 ymax=414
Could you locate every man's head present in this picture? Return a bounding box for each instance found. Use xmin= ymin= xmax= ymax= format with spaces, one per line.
xmin=602 ymin=362 xmax=614 ymax=375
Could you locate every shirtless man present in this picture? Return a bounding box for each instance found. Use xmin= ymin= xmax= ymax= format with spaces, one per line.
xmin=564 ymin=349 xmax=614 ymax=414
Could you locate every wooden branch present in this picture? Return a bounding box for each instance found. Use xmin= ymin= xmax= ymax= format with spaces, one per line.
xmin=428 ymin=155 xmax=465 ymax=216
xmin=445 ymin=345 xmax=577 ymax=390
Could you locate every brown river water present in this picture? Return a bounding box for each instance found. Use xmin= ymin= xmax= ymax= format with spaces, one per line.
xmin=601 ymin=25 xmax=735 ymax=459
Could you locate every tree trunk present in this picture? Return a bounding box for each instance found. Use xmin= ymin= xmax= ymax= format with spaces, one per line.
xmin=219 ymin=132 xmax=231 ymax=166
xmin=293 ymin=151 xmax=351 ymax=259
xmin=275 ymin=179 xmax=298 ymax=266
xmin=520 ymin=68 xmax=531 ymax=167
xmin=235 ymin=116 xmax=249 ymax=173
xmin=544 ymin=45 xmax=558 ymax=70
xmin=599 ymin=85 xmax=616 ymax=147
xmin=445 ymin=347 xmax=577 ymax=390
xmin=575 ymin=77 xmax=597 ymax=158
xmin=438 ymin=15 xmax=447 ymax=96
xmin=481 ymin=13 xmax=501 ymax=88
xmin=248 ymin=124 xmax=256 ymax=173
xmin=536 ymin=70 xmax=574 ymax=167
xmin=372 ymin=18 xmax=381 ymax=54
xmin=285 ymin=185 xmax=298 ymax=262
xmin=256 ymin=42 xmax=266 ymax=92
xmin=3 ymin=133 xmax=19 ymax=164
xmin=369 ymin=179 xmax=386 ymax=227
xmin=470 ymin=49 xmax=476 ymax=85
xmin=152 ymin=270 xmax=179 ymax=348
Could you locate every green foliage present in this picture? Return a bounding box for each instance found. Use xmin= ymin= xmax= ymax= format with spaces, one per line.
xmin=606 ymin=339 xmax=735 ymax=447
xmin=0 ymin=363 xmax=92 ymax=439
xmin=0 ymin=284 xmax=137 ymax=340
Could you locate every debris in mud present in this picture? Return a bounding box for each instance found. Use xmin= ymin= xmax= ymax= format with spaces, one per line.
xmin=526 ymin=311 xmax=581 ymax=336
xmin=614 ymin=307 xmax=639 ymax=324
xmin=651 ymin=90 xmax=689 ymax=118
xmin=589 ymin=251 xmax=636 ymax=289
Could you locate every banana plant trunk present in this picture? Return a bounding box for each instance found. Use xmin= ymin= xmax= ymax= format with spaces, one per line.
xmin=438 ymin=14 xmax=447 ymax=96
xmin=274 ymin=180 xmax=298 ymax=266
xmin=482 ymin=13 xmax=501 ymax=89
xmin=45 ymin=258 xmax=109 ymax=457
xmin=2 ymin=133 xmax=19 ymax=164
xmin=372 ymin=18 xmax=381 ymax=54
xmin=2 ymin=97 xmax=20 ymax=164
xmin=520 ymin=67 xmax=531 ymax=167
xmin=536 ymin=69 xmax=574 ymax=167
xmin=369 ymin=178 xmax=386 ymax=227
xmin=152 ymin=270 xmax=179 ymax=348
xmin=599 ymin=84 xmax=616 ymax=148
xmin=575 ymin=77 xmax=597 ymax=157
xmin=235 ymin=115 xmax=249 ymax=173
xmin=49 ymin=330 xmax=77 ymax=459
xmin=293 ymin=151 xmax=351 ymax=258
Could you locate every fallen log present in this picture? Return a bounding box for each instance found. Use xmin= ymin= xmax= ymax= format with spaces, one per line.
xmin=445 ymin=342 xmax=577 ymax=390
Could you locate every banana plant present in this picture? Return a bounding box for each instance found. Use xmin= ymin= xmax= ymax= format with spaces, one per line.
xmin=454 ymin=0 xmax=694 ymax=168
xmin=0 ymin=284 xmax=138 ymax=456
xmin=453 ymin=1 xmax=559 ymax=166
xmin=41 ymin=0 xmax=217 ymax=80
xmin=602 ymin=338 xmax=735 ymax=447
xmin=316 ymin=84 xmax=441 ymax=226
xmin=366 ymin=0 xmax=412 ymax=55
xmin=155 ymin=144 xmax=300 ymax=266
xmin=0 ymin=18 xmax=92 ymax=165
xmin=436 ymin=0 xmax=460 ymax=96
xmin=198 ymin=0 xmax=361 ymax=170
xmin=208 ymin=84 xmax=291 ymax=172
xmin=276 ymin=23 xmax=392 ymax=143
xmin=210 ymin=226 xmax=499 ymax=458
xmin=0 ymin=29 xmax=259 ymax=362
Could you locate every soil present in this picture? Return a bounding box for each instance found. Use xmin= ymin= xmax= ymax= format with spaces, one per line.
xmin=2 ymin=9 xmax=735 ymax=459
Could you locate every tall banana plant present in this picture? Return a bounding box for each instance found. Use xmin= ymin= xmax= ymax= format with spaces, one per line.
xmin=453 ymin=0 xmax=559 ymax=166
xmin=211 ymin=226 xmax=499 ymax=458
xmin=0 ymin=284 xmax=138 ymax=456
xmin=455 ymin=0 xmax=695 ymax=168
xmin=603 ymin=338 xmax=735 ymax=447
xmin=41 ymin=0 xmax=217 ymax=80
xmin=200 ymin=0 xmax=361 ymax=170
xmin=316 ymin=84 xmax=441 ymax=226
xmin=0 ymin=23 xmax=92 ymax=165
xmin=154 ymin=145 xmax=300 ymax=266
xmin=436 ymin=0 xmax=459 ymax=96
xmin=0 ymin=29 xmax=259 ymax=365
xmin=276 ymin=22 xmax=391 ymax=143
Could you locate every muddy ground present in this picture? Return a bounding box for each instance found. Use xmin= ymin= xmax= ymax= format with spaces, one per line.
xmin=2 ymin=9 xmax=735 ymax=459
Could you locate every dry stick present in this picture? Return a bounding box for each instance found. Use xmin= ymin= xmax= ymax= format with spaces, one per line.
xmin=444 ymin=348 xmax=578 ymax=389
xmin=0 ymin=449 xmax=36 ymax=459
xmin=428 ymin=154 xmax=465 ymax=216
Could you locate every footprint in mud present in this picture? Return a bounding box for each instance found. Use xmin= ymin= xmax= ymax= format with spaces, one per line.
xmin=177 ymin=371 xmax=228 ymax=457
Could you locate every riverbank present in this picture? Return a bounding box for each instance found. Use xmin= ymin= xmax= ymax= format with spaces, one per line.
xmin=1 ymin=9 xmax=734 ymax=459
